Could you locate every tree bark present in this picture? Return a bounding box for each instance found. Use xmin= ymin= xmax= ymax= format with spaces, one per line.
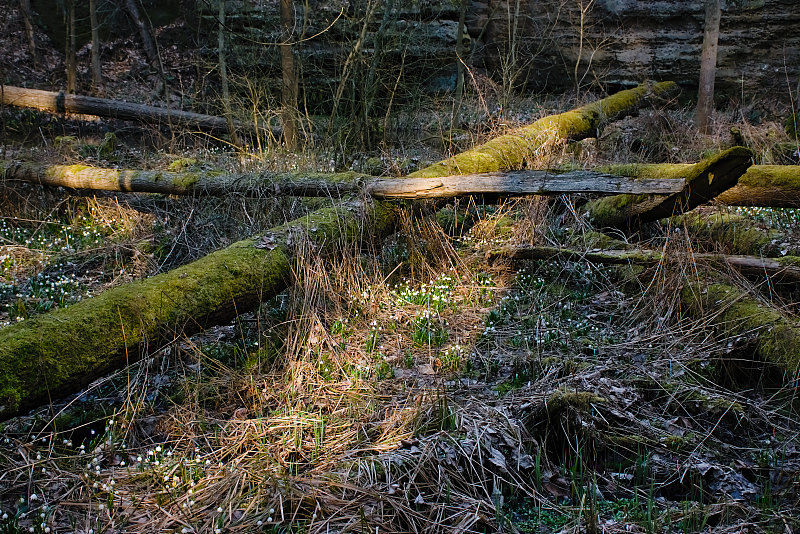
xmin=65 ymin=0 xmax=77 ymax=93
xmin=19 ymin=0 xmax=37 ymax=66
xmin=696 ymin=0 xmax=721 ymax=134
xmin=218 ymin=0 xmax=240 ymax=147
xmin=0 ymin=161 xmax=692 ymax=199
xmin=584 ymin=147 xmax=753 ymax=228
xmin=487 ymin=244 xmax=800 ymax=283
xmin=0 ymin=85 xmax=282 ymax=138
xmin=123 ymin=0 xmax=161 ymax=72
xmin=279 ymin=0 xmax=299 ymax=149
xmin=595 ymin=163 xmax=800 ymax=208
xmin=90 ymin=0 xmax=102 ymax=94
xmin=0 ymin=201 xmax=396 ymax=420
xmin=406 ymin=81 xmax=679 ymax=179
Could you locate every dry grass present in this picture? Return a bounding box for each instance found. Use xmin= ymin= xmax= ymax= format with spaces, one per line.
xmin=2 ymin=92 xmax=800 ymax=533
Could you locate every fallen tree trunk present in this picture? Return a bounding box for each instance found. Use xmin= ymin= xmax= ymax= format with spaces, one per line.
xmin=0 ymin=201 xmax=395 ymax=420
xmin=598 ymin=163 xmax=800 ymax=208
xmin=584 ymin=147 xmax=754 ymax=228
xmin=487 ymin=245 xmax=800 ymax=282
xmin=673 ymin=210 xmax=800 ymax=258
xmin=0 ymin=85 xmax=281 ymax=138
xmin=0 ymin=85 xmax=679 ymax=418
xmin=681 ymin=282 xmax=800 ymax=375
xmin=0 ymin=160 xmax=688 ymax=198
xmin=406 ymin=81 xmax=679 ymax=179
xmin=713 ymin=165 xmax=800 ymax=207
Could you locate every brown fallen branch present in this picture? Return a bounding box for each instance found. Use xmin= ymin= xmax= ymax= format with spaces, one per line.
xmin=584 ymin=147 xmax=754 ymax=228
xmin=598 ymin=163 xmax=800 ymax=208
xmin=0 ymin=160 xmax=688 ymax=198
xmin=0 ymin=201 xmax=396 ymax=420
xmin=407 ymin=81 xmax=679 ymax=179
xmin=0 ymin=85 xmax=281 ymax=139
xmin=487 ymin=245 xmax=800 ymax=283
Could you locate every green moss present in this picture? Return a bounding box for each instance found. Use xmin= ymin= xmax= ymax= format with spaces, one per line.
xmin=677 ymin=212 xmax=784 ymax=256
xmin=172 ymin=172 xmax=200 ymax=189
xmin=737 ymin=165 xmax=800 ymax=188
xmin=0 ymin=201 xmax=397 ymax=418
xmin=545 ymin=389 xmax=606 ymax=416
xmin=588 ymin=147 xmax=753 ymax=227
xmin=168 ymin=157 xmax=198 ymax=172
xmin=681 ymin=282 xmax=800 ymax=374
xmin=407 ymin=82 xmax=677 ymax=179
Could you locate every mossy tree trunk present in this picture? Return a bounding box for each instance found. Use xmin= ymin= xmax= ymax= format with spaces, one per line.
xmin=597 ymin=164 xmax=800 ymax=208
xmin=487 ymin=244 xmax=800 ymax=283
xmin=681 ymin=282 xmax=800 ymax=376
xmin=584 ymin=147 xmax=753 ymax=228
xmin=0 ymin=201 xmax=396 ymax=420
xmin=1 ymin=160 xmax=692 ymax=199
xmin=406 ymin=81 xmax=679 ymax=179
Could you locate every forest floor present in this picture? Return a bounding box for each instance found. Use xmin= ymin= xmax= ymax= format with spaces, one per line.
xmin=1 ymin=98 xmax=800 ymax=534
xmin=3 ymin=2 xmax=800 ymax=531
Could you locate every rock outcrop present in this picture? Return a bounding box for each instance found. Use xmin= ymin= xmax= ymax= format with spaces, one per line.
xmin=468 ymin=0 xmax=800 ymax=97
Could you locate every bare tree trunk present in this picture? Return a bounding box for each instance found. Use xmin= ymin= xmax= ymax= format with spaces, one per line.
xmin=65 ymin=0 xmax=77 ymax=93
xmin=0 ymin=160 xmax=691 ymax=199
xmin=89 ymin=0 xmax=102 ymax=94
xmin=696 ymin=0 xmax=721 ymax=134
xmin=454 ymin=0 xmax=468 ymax=107
xmin=218 ymin=0 xmax=240 ymax=146
xmin=0 ymin=85 xmax=282 ymax=138
xmin=123 ymin=0 xmax=162 ymax=73
xmin=280 ymin=0 xmax=299 ymax=149
xmin=19 ymin=0 xmax=37 ymax=66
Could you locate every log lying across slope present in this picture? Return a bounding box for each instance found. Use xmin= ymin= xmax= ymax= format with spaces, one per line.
xmin=0 ymin=160 xmax=689 ymax=198
xmin=0 ymin=85 xmax=281 ymax=138
xmin=0 ymin=202 xmax=395 ymax=419
xmin=0 ymin=84 xmax=678 ymax=419
xmin=681 ymin=282 xmax=800 ymax=375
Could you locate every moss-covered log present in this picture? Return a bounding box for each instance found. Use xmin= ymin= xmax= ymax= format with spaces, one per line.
xmin=681 ymin=282 xmax=800 ymax=374
xmin=487 ymin=244 xmax=800 ymax=282
xmin=674 ymin=211 xmax=799 ymax=257
xmin=0 ymin=85 xmax=281 ymax=138
xmin=714 ymin=165 xmax=800 ymax=207
xmin=405 ymin=81 xmax=679 ymax=179
xmin=0 ymin=160 xmax=367 ymax=197
xmin=596 ymin=164 xmax=800 ymax=208
xmin=585 ymin=147 xmax=754 ymax=228
xmin=0 ymin=200 xmax=395 ymax=420
xmin=1 ymin=160 xmax=689 ymax=199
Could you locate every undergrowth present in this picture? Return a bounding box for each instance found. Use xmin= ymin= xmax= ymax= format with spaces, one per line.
xmin=1 ymin=97 xmax=800 ymax=533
